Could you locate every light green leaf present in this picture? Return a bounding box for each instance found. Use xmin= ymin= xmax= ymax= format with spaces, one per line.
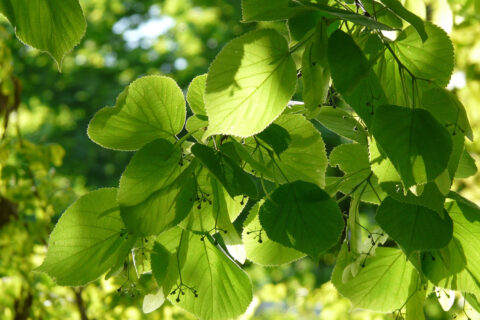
xmin=259 ymin=181 xmax=343 ymax=260
xmin=393 ymin=22 xmax=454 ymax=87
xmin=455 ymin=149 xmax=477 ymax=179
xmin=180 ymin=169 xmax=246 ymax=236
xmin=0 ymin=0 xmax=86 ymax=69
xmin=246 ymin=114 xmax=328 ymax=187
xmin=170 ymin=230 xmax=253 ymax=320
xmin=153 ymin=228 xmax=187 ymax=296
xmin=328 ymin=30 xmax=388 ymax=127
xmin=143 ymin=290 xmax=165 ymax=314
xmin=369 ymin=136 xmax=402 ymax=184
xmin=314 ymin=107 xmax=368 ymax=144
xmin=376 ymin=197 xmax=453 ymax=256
xmin=88 ymin=76 xmax=186 ymax=151
xmin=118 ymin=139 xmax=183 ymax=206
xmin=405 ymin=273 xmax=427 ymax=320
xmin=120 ymin=163 xmax=197 ymax=236
xmin=423 ymin=193 xmax=480 ymax=296
xmin=185 ymin=114 xmax=208 ymax=142
xmin=243 ymin=202 xmax=305 ymax=266
xmin=302 ymin=20 xmax=330 ymax=113
xmin=372 ymin=105 xmax=452 ymax=188
xmin=205 ymin=29 xmax=296 ymax=138
xmin=464 ymin=293 xmax=480 ymax=314
xmin=186 ymin=74 xmax=207 ymax=115
xmin=332 ymin=243 xmax=416 ymax=312
xmin=191 ymin=143 xmax=258 ymax=199
xmin=36 ymin=188 xmax=136 ymax=286
xmin=379 ymin=0 xmax=427 ymax=41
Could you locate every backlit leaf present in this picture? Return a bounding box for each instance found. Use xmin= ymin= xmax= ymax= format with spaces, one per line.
xmin=88 ymin=76 xmax=186 ymax=151
xmin=205 ymin=29 xmax=296 ymax=137
xmin=36 ymin=188 xmax=135 ymax=286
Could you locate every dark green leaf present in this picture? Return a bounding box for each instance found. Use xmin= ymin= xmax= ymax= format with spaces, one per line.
xmin=372 ymin=105 xmax=452 ymax=188
xmin=259 ymin=181 xmax=343 ymax=260
xmin=328 ymin=30 xmax=388 ymax=127
xmin=256 ymin=123 xmax=291 ymax=156
xmin=376 ymin=197 xmax=453 ymax=256
xmin=191 ymin=143 xmax=258 ymax=199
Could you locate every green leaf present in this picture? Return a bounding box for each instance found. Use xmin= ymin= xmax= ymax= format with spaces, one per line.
xmin=151 ymin=242 xmax=172 ymax=289
xmin=379 ymin=0 xmax=427 ymax=41
xmin=423 ymin=193 xmax=480 ymax=296
xmin=328 ymin=30 xmax=388 ymax=127
xmin=330 ymin=143 xmax=370 ymax=173
xmin=143 ymin=290 xmax=165 ymax=314
xmin=204 ymin=29 xmax=296 ymax=137
xmin=371 ymin=105 xmax=452 ymax=188
xmin=362 ymin=1 xmax=403 ymax=29
xmin=332 ymin=243 xmax=416 ymax=312
xmin=186 ymin=74 xmax=207 ymax=115
xmin=229 ymin=139 xmax=274 ymax=178
xmin=118 ymin=139 xmax=183 ymax=206
xmin=0 ymin=0 xmax=86 ymax=69
xmin=376 ymin=197 xmax=453 ymax=256
xmin=88 ymin=76 xmax=186 ymax=151
xmin=191 ymin=143 xmax=258 ymax=199
xmin=405 ymin=273 xmax=427 ymax=320
xmin=379 ymin=182 xmax=446 ymax=216
xmin=152 ymin=228 xmax=187 ymax=296
xmin=259 ymin=181 xmax=343 ymax=260
xmin=393 ymin=22 xmax=454 ymax=87
xmin=304 ymin=2 xmax=395 ymax=30
xmin=170 ymin=230 xmax=253 ymax=320
xmin=328 ymin=143 xmax=386 ymax=204
xmin=241 ymin=0 xmax=305 ymax=22
xmin=314 ymin=107 xmax=368 ymax=144
xmin=180 ymin=169 xmax=245 ymax=239
xmin=120 ymin=163 xmax=197 ymax=236
xmin=369 ymin=136 xmax=402 ymax=184
xmin=36 ymin=188 xmax=135 ymax=286
xmin=185 ymin=114 xmax=208 ymax=142
xmin=256 ymin=123 xmax=291 ymax=156
xmin=245 ymin=114 xmax=328 ymax=187
xmin=243 ymin=202 xmax=305 ymax=266
xmin=288 ymin=10 xmax=326 ymax=43
xmin=464 ymin=293 xmax=480 ymax=314
xmin=302 ymin=20 xmax=330 ymax=113
xmin=455 ymin=149 xmax=477 ymax=179
xmin=420 ymin=83 xmax=473 ymax=140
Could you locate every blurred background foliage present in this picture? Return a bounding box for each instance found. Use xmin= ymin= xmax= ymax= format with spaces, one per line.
xmin=0 ymin=0 xmax=479 ymax=319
